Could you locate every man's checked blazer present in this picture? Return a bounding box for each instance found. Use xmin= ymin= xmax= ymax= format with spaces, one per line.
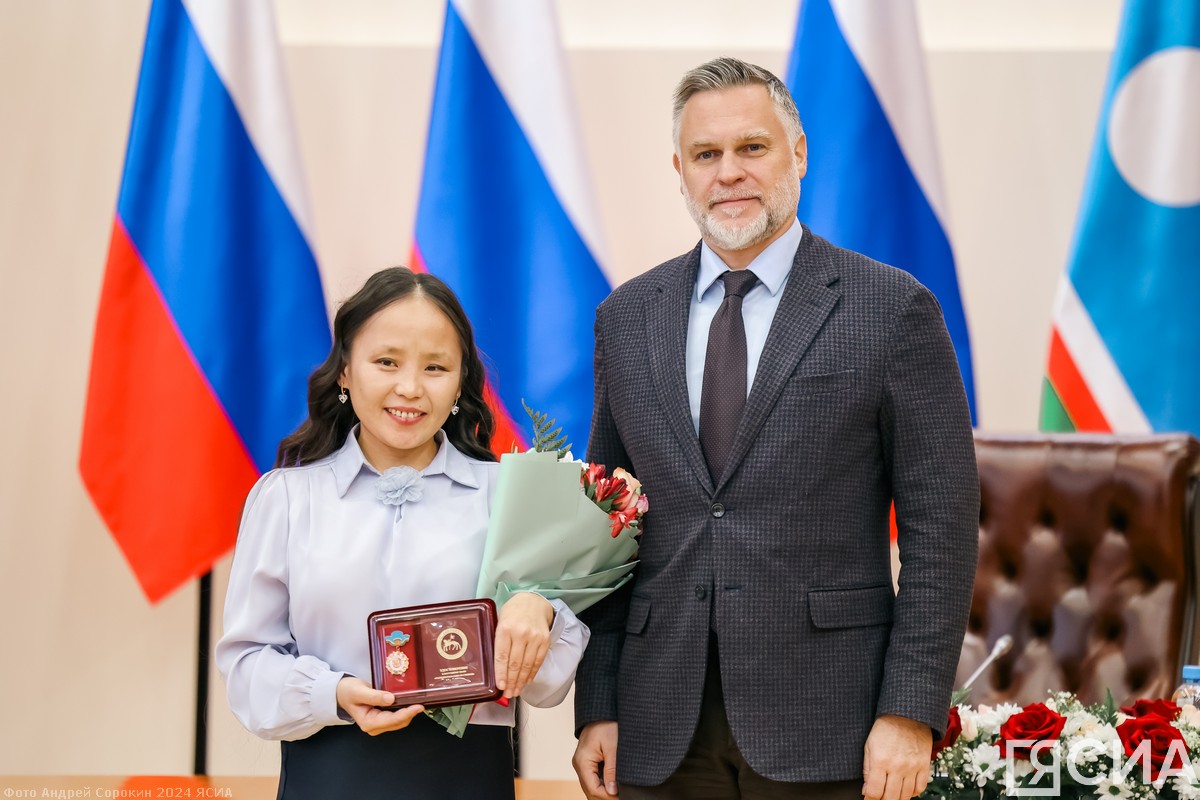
xmin=575 ymin=226 xmax=979 ymax=785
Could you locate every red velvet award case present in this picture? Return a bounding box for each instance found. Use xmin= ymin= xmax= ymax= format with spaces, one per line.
xmin=367 ymin=598 xmax=501 ymax=709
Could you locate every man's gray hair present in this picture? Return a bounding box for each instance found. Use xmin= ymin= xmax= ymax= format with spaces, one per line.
xmin=672 ymin=57 xmax=804 ymax=150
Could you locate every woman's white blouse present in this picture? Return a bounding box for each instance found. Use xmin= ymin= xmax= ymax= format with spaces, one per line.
xmin=216 ymin=430 xmax=589 ymax=741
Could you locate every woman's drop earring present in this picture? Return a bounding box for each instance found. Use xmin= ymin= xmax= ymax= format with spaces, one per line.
xmin=338 ymin=386 xmax=348 ymax=404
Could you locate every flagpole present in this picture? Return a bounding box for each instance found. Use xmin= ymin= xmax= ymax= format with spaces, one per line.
xmin=194 ymin=571 xmax=212 ymax=775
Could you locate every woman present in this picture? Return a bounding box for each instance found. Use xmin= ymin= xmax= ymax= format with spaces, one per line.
xmin=216 ymin=267 xmax=588 ymax=799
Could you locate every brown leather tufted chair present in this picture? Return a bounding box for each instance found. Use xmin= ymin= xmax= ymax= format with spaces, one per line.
xmin=958 ymin=433 xmax=1200 ymax=707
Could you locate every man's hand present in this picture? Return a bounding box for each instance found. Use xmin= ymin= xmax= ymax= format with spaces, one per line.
xmin=573 ymin=721 xmax=619 ymax=799
xmin=335 ymin=676 xmax=424 ymax=736
xmin=495 ymin=592 xmax=554 ymax=698
xmin=862 ymin=714 xmax=932 ymax=800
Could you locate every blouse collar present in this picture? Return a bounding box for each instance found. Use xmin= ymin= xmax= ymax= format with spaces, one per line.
xmin=332 ymin=426 xmax=482 ymax=497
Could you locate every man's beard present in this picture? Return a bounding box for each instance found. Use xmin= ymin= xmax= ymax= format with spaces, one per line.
xmin=684 ymin=172 xmax=801 ymax=253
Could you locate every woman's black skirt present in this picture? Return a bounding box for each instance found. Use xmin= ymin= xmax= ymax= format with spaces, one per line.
xmin=277 ymin=714 xmax=515 ymax=800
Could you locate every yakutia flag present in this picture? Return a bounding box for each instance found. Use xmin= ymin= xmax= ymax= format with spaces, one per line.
xmin=80 ymin=0 xmax=330 ymax=603
xmin=413 ymin=0 xmax=611 ymax=455
xmin=786 ymin=0 xmax=976 ymax=422
xmin=1041 ymin=0 xmax=1200 ymax=435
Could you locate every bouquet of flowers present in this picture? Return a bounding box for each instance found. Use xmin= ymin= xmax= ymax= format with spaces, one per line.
xmin=429 ymin=403 xmax=646 ymax=735
xmin=475 ymin=402 xmax=646 ymax=613
xmin=921 ymin=692 xmax=1200 ymax=799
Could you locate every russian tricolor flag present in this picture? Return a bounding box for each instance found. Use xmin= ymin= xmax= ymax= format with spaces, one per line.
xmin=414 ymin=0 xmax=611 ymax=456
xmin=786 ymin=0 xmax=977 ymax=423
xmin=80 ymin=0 xmax=330 ymax=603
xmin=1041 ymin=0 xmax=1200 ymax=435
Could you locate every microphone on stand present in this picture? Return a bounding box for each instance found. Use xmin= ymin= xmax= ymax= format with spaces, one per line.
xmin=960 ymin=634 xmax=1013 ymax=692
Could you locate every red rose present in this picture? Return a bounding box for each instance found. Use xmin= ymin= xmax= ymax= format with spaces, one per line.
xmin=1120 ymin=698 xmax=1181 ymax=721
xmin=931 ymin=707 xmax=962 ymax=758
xmin=1116 ymin=713 xmax=1189 ymax=781
xmin=998 ymin=703 xmax=1067 ymax=760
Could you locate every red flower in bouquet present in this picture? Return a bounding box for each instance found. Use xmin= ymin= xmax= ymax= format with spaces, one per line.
xmin=931 ymin=707 xmax=962 ymax=758
xmin=582 ymin=464 xmax=648 ymax=538
xmin=1116 ymin=712 xmax=1189 ymax=781
xmin=587 ymin=467 xmax=627 ymax=508
xmin=1120 ymin=697 xmax=1181 ymax=721
xmin=998 ymin=702 xmax=1067 ymax=760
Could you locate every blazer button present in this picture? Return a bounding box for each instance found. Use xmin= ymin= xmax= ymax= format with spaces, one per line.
xmin=711 ymin=503 xmax=725 ymax=518
xmin=694 ymin=585 xmax=707 ymax=599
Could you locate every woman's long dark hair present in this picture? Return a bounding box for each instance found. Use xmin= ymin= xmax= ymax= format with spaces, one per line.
xmin=276 ymin=267 xmax=496 ymax=467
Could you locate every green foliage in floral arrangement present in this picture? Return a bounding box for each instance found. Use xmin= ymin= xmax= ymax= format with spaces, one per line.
xmin=522 ymin=399 xmax=570 ymax=458
xmin=1097 ymin=689 xmax=1119 ymax=727
xmin=950 ymin=686 xmax=972 ymax=708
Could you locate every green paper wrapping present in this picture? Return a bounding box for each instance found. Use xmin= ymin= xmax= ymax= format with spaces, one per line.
xmin=424 ymin=704 xmax=471 ymax=737
xmin=477 ymin=450 xmax=640 ymax=614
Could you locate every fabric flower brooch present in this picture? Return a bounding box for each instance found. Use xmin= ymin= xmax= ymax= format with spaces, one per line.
xmin=376 ymin=466 xmax=424 ymax=507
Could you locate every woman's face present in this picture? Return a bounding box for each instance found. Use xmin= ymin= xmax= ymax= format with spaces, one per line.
xmin=339 ymin=294 xmax=463 ymax=471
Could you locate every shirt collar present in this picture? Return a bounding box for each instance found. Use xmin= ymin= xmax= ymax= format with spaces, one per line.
xmin=421 ymin=429 xmax=482 ymax=490
xmin=695 ymin=217 xmax=803 ymax=302
xmin=332 ymin=426 xmax=482 ymax=497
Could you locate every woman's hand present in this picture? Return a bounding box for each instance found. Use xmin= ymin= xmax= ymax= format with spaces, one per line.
xmin=336 ymin=675 xmax=424 ymax=736
xmin=495 ymin=592 xmax=554 ymax=699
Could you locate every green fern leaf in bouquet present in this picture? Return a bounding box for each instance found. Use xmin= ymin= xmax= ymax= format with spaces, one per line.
xmin=521 ymin=399 xmax=571 ymax=459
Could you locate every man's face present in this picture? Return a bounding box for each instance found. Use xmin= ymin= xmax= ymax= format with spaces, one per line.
xmin=673 ymin=84 xmax=807 ymax=260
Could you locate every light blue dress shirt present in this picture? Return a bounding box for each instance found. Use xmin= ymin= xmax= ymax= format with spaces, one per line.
xmin=216 ymin=428 xmax=589 ymax=741
xmin=686 ymin=219 xmax=803 ymax=433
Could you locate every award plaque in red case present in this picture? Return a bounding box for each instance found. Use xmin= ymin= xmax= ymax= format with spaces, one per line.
xmin=367 ymin=598 xmax=501 ymax=709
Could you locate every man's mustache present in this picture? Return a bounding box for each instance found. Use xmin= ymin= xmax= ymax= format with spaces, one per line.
xmin=707 ymin=191 xmax=762 ymax=209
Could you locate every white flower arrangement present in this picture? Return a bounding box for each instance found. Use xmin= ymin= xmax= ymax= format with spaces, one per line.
xmin=922 ymin=692 xmax=1200 ymax=799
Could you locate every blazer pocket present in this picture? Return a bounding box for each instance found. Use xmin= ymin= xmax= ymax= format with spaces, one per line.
xmin=808 ymin=584 xmax=894 ymax=629
xmin=625 ymin=594 xmax=651 ymax=635
xmin=790 ymin=369 xmax=854 ymax=395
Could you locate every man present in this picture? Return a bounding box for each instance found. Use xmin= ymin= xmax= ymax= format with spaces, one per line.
xmin=572 ymin=57 xmax=978 ymax=800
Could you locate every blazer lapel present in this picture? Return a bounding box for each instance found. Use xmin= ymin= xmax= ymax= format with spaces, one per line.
xmin=715 ymin=228 xmax=842 ymax=491
xmin=644 ymin=245 xmax=714 ymax=493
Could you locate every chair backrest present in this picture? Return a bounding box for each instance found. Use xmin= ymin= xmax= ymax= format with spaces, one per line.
xmin=960 ymin=433 xmax=1200 ymax=706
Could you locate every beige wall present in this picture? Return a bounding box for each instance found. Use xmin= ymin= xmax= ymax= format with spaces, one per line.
xmin=0 ymin=0 xmax=1120 ymax=778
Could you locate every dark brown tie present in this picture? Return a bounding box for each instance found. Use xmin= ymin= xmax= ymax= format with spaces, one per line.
xmin=699 ymin=270 xmax=759 ymax=480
